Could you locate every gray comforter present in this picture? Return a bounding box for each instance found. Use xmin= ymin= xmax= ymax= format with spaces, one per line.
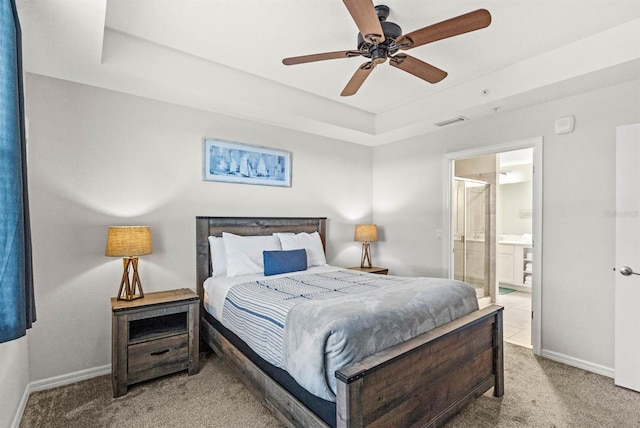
xmin=220 ymin=269 xmax=479 ymax=402
xmin=282 ymin=276 xmax=478 ymax=401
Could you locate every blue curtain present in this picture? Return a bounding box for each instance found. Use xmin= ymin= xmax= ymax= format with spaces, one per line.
xmin=0 ymin=0 xmax=35 ymax=343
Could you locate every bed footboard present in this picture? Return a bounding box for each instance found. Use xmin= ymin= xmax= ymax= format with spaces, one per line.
xmin=335 ymin=305 xmax=504 ymax=428
xmin=201 ymin=304 xmax=503 ymax=428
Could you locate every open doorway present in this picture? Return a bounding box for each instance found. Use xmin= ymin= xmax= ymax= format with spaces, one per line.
xmin=447 ymin=138 xmax=542 ymax=354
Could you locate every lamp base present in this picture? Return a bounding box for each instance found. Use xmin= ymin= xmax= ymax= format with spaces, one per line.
xmin=360 ymin=242 xmax=372 ymax=269
xmin=117 ymin=257 xmax=145 ymax=301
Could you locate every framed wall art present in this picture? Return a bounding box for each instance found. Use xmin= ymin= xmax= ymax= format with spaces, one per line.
xmin=203 ymin=138 xmax=291 ymax=187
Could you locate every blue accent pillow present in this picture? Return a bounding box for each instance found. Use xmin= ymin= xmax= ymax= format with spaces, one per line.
xmin=263 ymin=249 xmax=308 ymax=276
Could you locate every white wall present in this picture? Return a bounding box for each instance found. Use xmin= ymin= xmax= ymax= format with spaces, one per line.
xmin=23 ymin=74 xmax=373 ymax=382
xmin=373 ymin=79 xmax=640 ymax=372
xmin=0 ymin=337 xmax=29 ymax=428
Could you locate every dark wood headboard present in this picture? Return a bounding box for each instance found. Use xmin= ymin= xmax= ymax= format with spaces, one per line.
xmin=195 ymin=216 xmax=327 ymax=303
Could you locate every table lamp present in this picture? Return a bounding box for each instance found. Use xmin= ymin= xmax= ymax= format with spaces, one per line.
xmin=105 ymin=226 xmax=153 ymax=301
xmin=354 ymin=224 xmax=378 ymax=268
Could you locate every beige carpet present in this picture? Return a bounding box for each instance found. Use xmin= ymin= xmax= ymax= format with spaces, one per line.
xmin=20 ymin=343 xmax=640 ymax=428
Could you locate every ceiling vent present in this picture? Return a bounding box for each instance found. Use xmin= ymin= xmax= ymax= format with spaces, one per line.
xmin=434 ymin=116 xmax=469 ymax=127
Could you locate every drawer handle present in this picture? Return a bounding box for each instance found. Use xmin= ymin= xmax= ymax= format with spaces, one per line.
xmin=150 ymin=349 xmax=170 ymax=356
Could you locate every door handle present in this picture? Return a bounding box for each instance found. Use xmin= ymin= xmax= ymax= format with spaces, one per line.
xmin=619 ymin=266 xmax=640 ymax=276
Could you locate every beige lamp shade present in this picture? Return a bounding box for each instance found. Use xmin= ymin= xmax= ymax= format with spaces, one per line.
xmin=354 ymin=224 xmax=378 ymax=242
xmin=105 ymin=226 xmax=153 ymax=257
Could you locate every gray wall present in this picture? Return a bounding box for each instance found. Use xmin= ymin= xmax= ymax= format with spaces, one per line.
xmin=372 ymin=79 xmax=640 ymax=371
xmin=22 ymin=74 xmax=373 ymax=382
xmin=0 ymin=337 xmax=29 ymax=428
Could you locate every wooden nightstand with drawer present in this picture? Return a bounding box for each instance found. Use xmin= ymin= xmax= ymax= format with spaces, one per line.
xmin=111 ymin=288 xmax=199 ymax=397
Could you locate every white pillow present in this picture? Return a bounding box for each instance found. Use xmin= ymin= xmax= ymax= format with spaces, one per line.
xmin=207 ymin=236 xmax=227 ymax=277
xmin=222 ymin=232 xmax=281 ymax=277
xmin=275 ymin=231 xmax=327 ymax=267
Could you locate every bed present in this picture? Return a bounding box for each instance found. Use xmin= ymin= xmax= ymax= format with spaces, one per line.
xmin=196 ymin=216 xmax=503 ymax=428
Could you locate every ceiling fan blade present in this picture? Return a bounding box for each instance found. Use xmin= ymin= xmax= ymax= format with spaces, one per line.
xmin=283 ymin=50 xmax=362 ymax=66
xmin=343 ymin=0 xmax=385 ymax=44
xmin=396 ymin=9 xmax=491 ymax=50
xmin=341 ymin=62 xmax=376 ymax=96
xmin=390 ymin=54 xmax=447 ymax=84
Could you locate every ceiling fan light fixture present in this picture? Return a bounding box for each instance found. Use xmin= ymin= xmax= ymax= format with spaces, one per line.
xmin=282 ymin=1 xmax=492 ymax=96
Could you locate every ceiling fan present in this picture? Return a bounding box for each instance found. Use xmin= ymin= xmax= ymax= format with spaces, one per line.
xmin=282 ymin=0 xmax=491 ymax=96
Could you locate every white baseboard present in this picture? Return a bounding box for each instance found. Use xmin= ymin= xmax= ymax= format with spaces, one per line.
xmin=541 ymin=348 xmax=615 ymax=378
xmin=10 ymin=383 xmax=31 ymax=428
xmin=29 ymin=364 xmax=111 ymax=392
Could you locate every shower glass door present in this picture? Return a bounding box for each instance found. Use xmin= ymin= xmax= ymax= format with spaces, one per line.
xmin=453 ymin=178 xmax=490 ymax=299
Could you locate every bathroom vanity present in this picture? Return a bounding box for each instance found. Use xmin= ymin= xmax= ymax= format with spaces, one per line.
xmin=498 ymin=237 xmax=533 ymax=292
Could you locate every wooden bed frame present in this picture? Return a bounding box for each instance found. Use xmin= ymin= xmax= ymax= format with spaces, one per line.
xmin=196 ymin=216 xmax=504 ymax=428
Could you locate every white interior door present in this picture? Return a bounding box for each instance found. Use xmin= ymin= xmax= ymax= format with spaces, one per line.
xmin=615 ymin=123 xmax=640 ymax=392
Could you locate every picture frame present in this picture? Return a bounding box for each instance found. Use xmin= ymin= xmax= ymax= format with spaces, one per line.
xmin=202 ymin=138 xmax=291 ymax=187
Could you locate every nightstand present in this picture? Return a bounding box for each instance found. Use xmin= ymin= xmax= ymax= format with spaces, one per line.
xmin=111 ymin=288 xmax=200 ymax=397
xmin=348 ymin=266 xmax=389 ymax=275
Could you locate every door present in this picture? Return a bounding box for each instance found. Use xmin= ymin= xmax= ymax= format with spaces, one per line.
xmin=615 ymin=123 xmax=640 ymax=392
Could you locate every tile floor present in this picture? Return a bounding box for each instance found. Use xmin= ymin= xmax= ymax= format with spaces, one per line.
xmin=497 ymin=290 xmax=532 ymax=349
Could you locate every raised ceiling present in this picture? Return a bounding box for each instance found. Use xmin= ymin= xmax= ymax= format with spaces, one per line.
xmin=16 ymin=0 xmax=640 ymax=146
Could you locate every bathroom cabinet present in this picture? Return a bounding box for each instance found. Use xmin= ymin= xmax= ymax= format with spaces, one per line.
xmin=498 ymin=243 xmax=532 ymax=291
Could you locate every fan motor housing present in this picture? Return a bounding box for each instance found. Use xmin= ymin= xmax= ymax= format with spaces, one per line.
xmin=357 ymin=6 xmax=403 ymax=59
xmin=357 ymin=21 xmax=402 ymax=54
